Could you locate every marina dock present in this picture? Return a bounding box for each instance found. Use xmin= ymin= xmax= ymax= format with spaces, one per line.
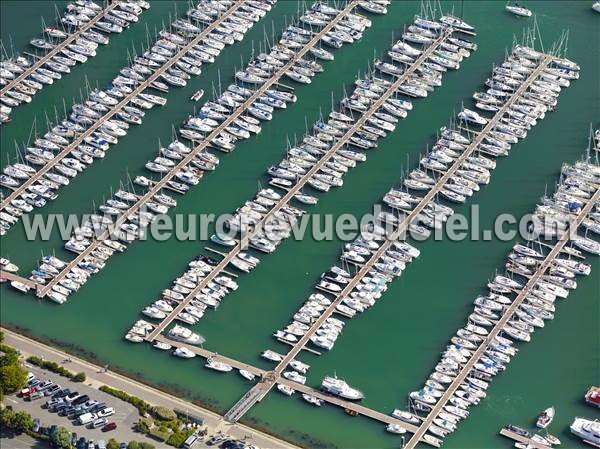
xmin=158 ymin=339 xmax=439 ymax=447
xmin=499 ymin=428 xmax=558 ymax=449
xmin=269 ymin=53 xmax=557 ymax=390
xmin=0 ymin=0 xmax=247 ymax=212
xmin=0 ymin=1 xmax=119 ymax=97
xmin=143 ymin=24 xmax=456 ymax=342
xmin=0 ymin=270 xmax=39 ymax=292
xmin=403 ymin=187 xmax=600 ymax=448
xmin=31 ymin=0 xmax=361 ymax=300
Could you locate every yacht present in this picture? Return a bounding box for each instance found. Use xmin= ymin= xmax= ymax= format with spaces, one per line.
xmin=570 ymin=418 xmax=600 ymax=446
xmin=205 ymin=357 xmax=233 ymax=372
xmin=239 ymin=369 xmax=256 ymax=381
xmin=0 ymin=258 xmax=19 ymax=273
xmin=302 ymin=394 xmax=323 ymax=406
xmin=153 ymin=341 xmax=172 ymax=351
xmin=173 ymin=347 xmax=196 ymax=359
xmin=392 ymin=409 xmax=420 ymax=425
xmin=386 ymin=424 xmax=407 ymax=434
xmin=168 ymin=325 xmax=204 ymax=345
xmin=321 ymin=375 xmax=364 ymax=400
xmin=261 ymin=350 xmax=283 ymax=362
xmin=277 ymin=384 xmax=294 ymax=396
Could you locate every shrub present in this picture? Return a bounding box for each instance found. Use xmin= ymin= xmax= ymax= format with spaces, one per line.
xmin=25 ymin=356 xmax=74 ymax=379
xmin=107 ymin=439 xmax=120 ymax=449
xmin=139 ymin=443 xmax=156 ymax=449
xmin=167 ymin=429 xmax=195 ymax=448
xmin=73 ymin=372 xmax=86 ymax=382
xmin=152 ymin=406 xmax=176 ymax=422
xmin=148 ymin=427 xmax=170 ymax=442
xmin=99 ymin=385 xmax=151 ymax=415
xmin=136 ymin=417 xmax=152 ymax=434
xmin=50 ymin=426 xmax=71 ymax=448
xmin=127 ymin=442 xmax=141 ymax=449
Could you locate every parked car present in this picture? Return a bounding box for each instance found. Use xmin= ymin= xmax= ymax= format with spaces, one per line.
xmin=96 ymin=407 xmax=115 ymax=418
xmin=28 ymin=391 xmax=44 ymax=401
xmin=102 ymin=422 xmax=117 ymax=432
xmin=97 ymin=439 xmax=106 ymax=449
xmin=90 ymin=418 xmax=107 ymax=429
xmin=87 ymin=440 xmax=95 ymax=449
xmin=44 ymin=384 xmax=61 ymax=396
xmin=20 ymin=386 xmax=37 ymax=397
xmin=27 ymin=372 xmax=35 ymax=383
xmin=91 ymin=402 xmax=106 ymax=413
xmin=71 ymin=432 xmax=78 ymax=447
xmin=64 ymin=392 xmax=80 ymax=403
xmin=184 ymin=433 xmax=200 ymax=448
xmin=83 ymin=400 xmax=99 ymax=409
xmin=28 ymin=378 xmax=41 ymax=388
xmin=33 ymin=418 xmax=41 ymax=433
xmin=37 ymin=380 xmax=54 ymax=391
xmin=72 ymin=394 xmax=89 ymax=406
xmin=53 ymin=388 xmax=70 ymax=399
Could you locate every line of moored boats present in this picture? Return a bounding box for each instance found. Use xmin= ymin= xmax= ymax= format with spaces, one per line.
xmin=0 ymin=0 xmax=149 ymax=124
xmin=399 ymin=159 xmax=598 ymax=444
xmin=0 ymin=0 xmax=276 ymax=238
xmin=127 ymin=12 xmax=475 ymax=347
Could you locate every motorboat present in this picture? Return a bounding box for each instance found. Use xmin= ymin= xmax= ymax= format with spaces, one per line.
xmin=536 ymin=407 xmax=555 ymax=429
xmin=321 ymin=375 xmax=364 ymax=400
xmin=570 ymin=418 xmax=600 ymax=446
xmin=205 ymin=357 xmax=233 ymax=372
xmin=302 ymin=394 xmax=323 ymax=406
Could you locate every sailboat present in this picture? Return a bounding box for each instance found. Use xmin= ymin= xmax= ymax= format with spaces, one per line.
xmin=505 ymin=2 xmax=533 ymax=17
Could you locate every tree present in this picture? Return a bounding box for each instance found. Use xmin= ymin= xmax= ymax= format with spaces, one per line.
xmin=139 ymin=443 xmax=155 ymax=449
xmin=13 ymin=411 xmax=34 ymax=433
xmin=51 ymin=426 xmax=71 ymax=448
xmin=73 ymin=372 xmax=86 ymax=382
xmin=107 ymin=438 xmax=120 ymax=449
xmin=0 ymin=363 xmax=27 ymax=394
xmin=0 ymin=408 xmax=16 ymax=429
xmin=127 ymin=442 xmax=141 ymax=449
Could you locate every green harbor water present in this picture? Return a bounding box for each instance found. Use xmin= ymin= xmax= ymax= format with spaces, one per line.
xmin=1 ymin=1 xmax=599 ymax=448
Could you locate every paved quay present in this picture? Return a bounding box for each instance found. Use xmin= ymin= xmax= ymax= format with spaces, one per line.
xmin=2 ymin=329 xmax=299 ymax=449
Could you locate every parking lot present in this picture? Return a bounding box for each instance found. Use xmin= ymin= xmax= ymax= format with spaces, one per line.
xmin=3 ymin=361 xmax=152 ymax=447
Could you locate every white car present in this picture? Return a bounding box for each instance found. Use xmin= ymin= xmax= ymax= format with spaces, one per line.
xmin=96 ymin=407 xmax=114 ymax=418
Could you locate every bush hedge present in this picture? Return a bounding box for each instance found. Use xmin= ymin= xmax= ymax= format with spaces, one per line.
xmin=26 ymin=356 xmax=74 ymax=379
xmin=99 ymin=385 xmax=151 ymax=415
xmin=152 ymin=406 xmax=177 ymax=421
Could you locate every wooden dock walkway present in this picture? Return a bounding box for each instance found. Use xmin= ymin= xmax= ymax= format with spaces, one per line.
xmin=269 ymin=53 xmax=556 ymax=384
xmin=0 ymin=0 xmax=247 ymax=212
xmin=0 ymin=270 xmax=39 ymax=292
xmin=35 ymin=0 xmax=360 ymax=301
xmin=0 ymin=1 xmax=119 ymax=97
xmin=153 ymin=334 xmax=265 ymax=376
xmin=499 ymin=428 xmax=558 ymax=449
xmin=403 ymin=180 xmax=599 ymax=448
xmin=144 ymin=24 xmax=456 ymax=342
xmin=159 ymin=340 xmax=439 ymax=446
